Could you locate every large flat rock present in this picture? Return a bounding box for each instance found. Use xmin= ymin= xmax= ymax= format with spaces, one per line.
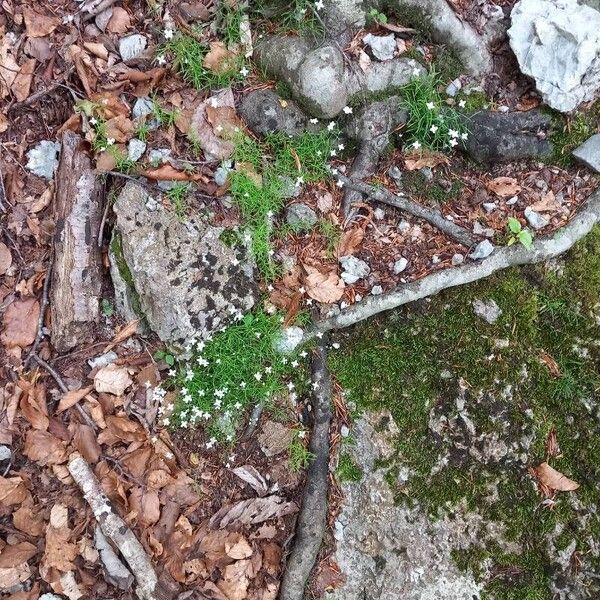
xmin=110 ymin=182 xmax=258 ymax=343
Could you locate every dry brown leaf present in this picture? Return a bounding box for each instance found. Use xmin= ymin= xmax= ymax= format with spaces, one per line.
xmin=539 ymin=351 xmax=560 ymax=378
xmin=19 ymin=382 xmax=49 ymax=430
xmin=0 ymin=37 xmax=19 ymax=99
xmin=23 ymin=7 xmax=61 ymax=37
xmin=1 ymin=298 xmax=40 ymax=348
xmin=0 ymin=476 xmax=28 ymax=506
xmin=0 ymin=243 xmax=12 ymax=277
xmin=94 ymin=364 xmax=133 ymax=396
xmin=203 ymin=41 xmax=239 ymax=75
xmin=89 ymin=92 xmax=130 ymax=120
xmin=12 ymin=502 xmax=45 ymax=537
xmin=107 ymin=7 xmax=132 ymax=33
xmin=43 ymin=505 xmax=78 ymax=572
xmin=545 ymin=427 xmax=561 ymax=459
xmin=0 ymin=112 xmax=7 ymax=133
xmin=533 ymin=462 xmax=579 ymax=492
xmin=304 ymin=266 xmax=345 ymax=304
xmin=358 ymin=49 xmax=371 ymax=73
xmin=23 ymin=429 xmax=68 ymax=465
xmin=97 ymin=415 xmax=146 ymax=445
xmin=404 ymin=150 xmax=450 ymax=171
xmin=105 ymin=115 xmax=134 ymax=143
xmin=11 ymin=59 xmax=36 ymax=102
xmin=103 ymin=319 xmax=139 ymax=352
xmin=0 ymin=542 xmax=37 ymax=568
xmin=139 ymin=164 xmax=206 ymax=182
xmin=530 ymin=190 xmax=561 ymax=213
xmin=30 ymin=185 xmax=54 ymax=213
xmin=225 ymin=538 xmax=253 ymax=560
xmin=0 ymin=562 xmax=31 ymax=591
xmin=83 ymin=42 xmax=108 ymax=61
xmin=57 ymin=386 xmax=94 ymax=413
xmin=73 ymin=424 xmax=101 ymax=464
xmin=129 ymin=487 xmax=161 ymax=526
xmin=316 ymin=192 xmax=334 ymax=213
xmin=337 ymin=227 xmax=364 ymax=257
xmin=209 ymin=495 xmax=299 ymax=529
xmin=217 ymin=559 xmax=251 ymax=600
xmin=487 ymin=176 xmax=522 ymax=198
xmin=206 ymin=105 xmax=244 ymax=141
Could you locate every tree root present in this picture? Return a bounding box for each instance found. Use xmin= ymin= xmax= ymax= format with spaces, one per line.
xmin=68 ymin=454 xmax=159 ymax=600
xmin=339 ymin=175 xmax=475 ymax=247
xmin=304 ymin=188 xmax=600 ymax=339
xmin=279 ymin=337 xmax=332 ymax=600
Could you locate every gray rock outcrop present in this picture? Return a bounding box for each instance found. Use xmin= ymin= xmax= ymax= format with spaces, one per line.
xmin=508 ymin=0 xmax=600 ymax=113
xmin=463 ymin=110 xmax=553 ymax=163
xmin=110 ymin=182 xmax=258 ymax=343
xmin=573 ymin=134 xmax=600 ymax=172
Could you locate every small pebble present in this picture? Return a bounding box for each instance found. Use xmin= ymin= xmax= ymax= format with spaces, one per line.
xmin=451 ymin=253 xmax=464 ymax=266
xmin=128 ymin=138 xmax=146 ymax=162
xmin=371 ymin=285 xmax=383 ymax=295
xmin=397 ymin=220 xmax=410 ymax=234
xmin=0 ymin=445 xmax=11 ymax=461
xmin=88 ymin=351 xmax=118 ymax=370
xmin=482 ymin=202 xmax=497 ymax=213
xmin=340 ymin=425 xmax=350 ymax=437
xmin=469 ymin=240 xmax=494 ymax=260
xmin=393 ymin=257 xmax=408 ymax=274
xmin=374 ymin=207 xmax=385 ymax=220
xmin=524 ymin=207 xmax=549 ymax=230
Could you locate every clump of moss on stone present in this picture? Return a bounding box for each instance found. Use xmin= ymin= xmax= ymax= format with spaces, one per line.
xmin=330 ymin=226 xmax=600 ymax=598
xmin=337 ymin=453 xmax=363 ymax=482
xmin=549 ymin=105 xmax=600 ymax=167
xmin=110 ymin=232 xmax=145 ymax=321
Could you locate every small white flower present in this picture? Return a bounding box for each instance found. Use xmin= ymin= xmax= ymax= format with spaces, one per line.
xmin=338 ymin=144 xmax=345 ymax=151
xmin=240 ymin=381 xmax=247 ymax=388
xmin=164 ymin=29 xmax=174 ymax=40
xmin=461 ymin=132 xmax=468 ymax=140
xmin=291 ymin=360 xmax=299 ymax=368
xmin=343 ymin=105 xmax=353 ymax=114
xmin=240 ymin=66 xmax=250 ymax=77
xmin=412 ymin=67 xmax=421 ymax=76
xmin=162 ymin=417 xmax=170 ymax=426
xmin=89 ymin=117 xmax=98 ymax=126
xmin=458 ymin=99 xmax=466 ymax=108
xmin=412 ymin=140 xmax=422 ymax=150
xmin=295 ymin=176 xmax=304 ymax=186
xmin=336 ymin=179 xmax=344 ymax=188
xmin=298 ymin=430 xmax=306 ymax=439
xmin=330 ymin=150 xmax=337 ymax=157
xmin=448 ymin=129 xmax=459 ymax=138
xmin=106 ymin=138 xmax=115 ymax=146
xmin=332 ymin=342 xmax=340 ymax=349
xmin=300 ymin=351 xmax=308 ymax=358
xmin=234 ymin=402 xmax=242 ymax=409
xmin=168 ymin=369 xmax=176 ymax=376
xmin=287 ymin=381 xmax=295 ymax=391
xmin=310 ymin=118 xmax=319 ymax=124
xmin=254 ymin=372 xmax=263 ymax=381
xmin=312 ymin=381 xmax=320 ymax=390
xmin=299 ymin=286 xmax=306 ymax=294
xmin=449 ymin=138 xmax=458 ymax=147
xmin=306 ymin=298 xmax=313 ymax=305
xmin=316 ymin=331 xmax=323 ymax=339
xmin=327 ymin=121 xmax=336 ymax=131
xmin=426 ymin=101 xmax=435 ymax=110
xmin=430 ymin=125 xmax=439 ymax=134
xmin=267 ymin=284 xmax=274 ymax=292
xmin=156 ymin=55 xmax=166 ymax=66
xmin=315 ymin=0 xmax=325 ymax=10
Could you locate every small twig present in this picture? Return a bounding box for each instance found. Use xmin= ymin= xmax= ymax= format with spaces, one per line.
xmin=31 ymin=354 xmax=98 ymax=432
xmin=279 ymin=336 xmax=332 ymax=600
xmin=25 ymin=251 xmax=53 ymax=368
xmin=338 ymin=175 xmax=476 ymax=247
xmin=97 ymin=188 xmax=112 ymax=247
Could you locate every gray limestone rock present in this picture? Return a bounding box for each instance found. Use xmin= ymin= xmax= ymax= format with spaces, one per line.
xmin=110 ymin=182 xmax=258 ymax=342
xmin=119 ymin=34 xmax=147 ymax=61
xmin=26 ymin=140 xmax=60 ymax=179
xmin=524 ymin=206 xmax=550 ymax=230
xmin=393 ymin=257 xmax=408 ymax=274
xmin=285 ymin=203 xmax=318 ymax=229
xmin=463 ymin=110 xmax=553 ymax=163
xmin=469 ymin=239 xmax=495 ymax=260
xmin=239 ymin=89 xmax=309 ymax=137
xmin=508 ymin=0 xmax=600 ymax=113
xmin=127 ymin=139 xmax=146 ymax=162
xmin=363 ymin=33 xmax=397 ymax=61
xmin=339 ymin=255 xmax=370 ymax=284
xmin=472 ymin=298 xmax=503 ymax=324
xmin=573 ymin=134 xmax=600 ymax=172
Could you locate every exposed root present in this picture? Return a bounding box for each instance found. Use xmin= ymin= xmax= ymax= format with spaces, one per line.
xmin=279 ymin=337 xmax=332 ymax=600
xmin=339 ymin=175 xmax=476 ymax=247
xmin=303 ymin=188 xmax=600 ymax=340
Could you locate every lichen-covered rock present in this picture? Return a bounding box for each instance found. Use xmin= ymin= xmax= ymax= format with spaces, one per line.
xmin=463 ymin=109 xmax=553 ymax=163
xmin=110 ymin=182 xmax=258 ymax=342
xmin=508 ymin=0 xmax=600 ymax=113
xmin=239 ymin=89 xmax=309 ymax=137
xmin=573 ymin=133 xmax=600 ymax=172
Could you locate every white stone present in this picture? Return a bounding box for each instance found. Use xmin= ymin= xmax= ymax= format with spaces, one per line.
xmin=26 ymin=140 xmax=60 ymax=179
xmin=0 ymin=445 xmax=11 ymax=461
xmin=127 ymin=138 xmax=146 ymax=162
xmin=524 ymin=206 xmax=550 ymax=230
xmin=339 ymin=255 xmax=370 ymax=284
xmin=119 ymin=34 xmax=147 ymax=61
xmin=473 ymin=298 xmax=503 ymax=324
xmin=508 ymin=0 xmax=600 ymax=112
xmin=371 ymin=285 xmax=383 ymax=295
xmin=469 ymin=240 xmax=495 ymax=260
xmin=275 ymin=326 xmax=305 ymax=354
xmin=132 ymin=96 xmax=154 ymax=120
xmin=393 ymin=257 xmax=408 ymax=274
xmin=451 ymin=253 xmax=464 ymax=266
xmin=363 ymin=33 xmax=397 ymax=61
xmin=573 ymin=134 xmax=600 ymax=172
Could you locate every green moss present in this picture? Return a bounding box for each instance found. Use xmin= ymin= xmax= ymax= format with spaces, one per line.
xmin=400 ymin=171 xmax=463 ymax=203
xmin=337 ymin=453 xmax=363 ymax=482
xmin=549 ymin=107 xmax=600 ymax=167
xmin=330 ymin=226 xmax=600 ymax=598
xmin=388 ymin=3 xmax=434 ymax=40
xmin=431 ymin=47 xmax=464 ymax=84
xmin=458 ymin=90 xmax=490 ymax=113
xmin=109 ymin=232 xmax=145 ymax=320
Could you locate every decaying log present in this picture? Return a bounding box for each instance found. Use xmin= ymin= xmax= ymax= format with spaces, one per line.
xmin=279 ymin=337 xmax=332 ymax=600
xmin=68 ymin=454 xmax=158 ymax=600
xmin=51 ymin=132 xmax=103 ymax=352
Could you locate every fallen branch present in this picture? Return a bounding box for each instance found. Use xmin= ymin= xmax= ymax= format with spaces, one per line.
xmin=303 ymin=188 xmax=600 ymax=340
xmin=339 ymin=175 xmax=475 ymax=247
xmin=279 ymin=337 xmax=332 ymax=600
xmin=68 ymin=454 xmax=158 ymax=600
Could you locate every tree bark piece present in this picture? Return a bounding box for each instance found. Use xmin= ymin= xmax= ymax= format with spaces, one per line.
xmin=339 ymin=175 xmax=475 ymax=247
xmin=279 ymin=337 xmax=332 ymax=600
xmin=68 ymin=454 xmax=158 ymax=600
xmin=306 ymin=188 xmax=600 ymax=338
xmin=51 ymin=132 xmax=103 ymax=352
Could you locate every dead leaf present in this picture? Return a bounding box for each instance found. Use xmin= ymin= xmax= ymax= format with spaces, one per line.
xmin=337 ymin=227 xmax=364 ymax=257
xmin=57 ymin=386 xmax=94 ymax=413
xmin=0 ymin=542 xmax=37 ymax=568
xmin=30 ymin=185 xmax=54 ymax=213
xmin=404 ymin=150 xmax=450 ymax=171
xmin=532 ymin=462 xmax=579 ymax=492
xmin=0 ymin=243 xmax=12 ymax=275
xmin=43 ymin=505 xmax=78 ymax=572
xmin=304 ymin=266 xmax=345 ymax=304
xmin=12 ymin=501 xmax=45 ymax=537
xmin=358 ymin=49 xmax=371 ymax=73
xmin=539 ymin=351 xmax=560 ymax=378
xmin=0 ymin=476 xmax=28 ymax=506
xmin=487 ymin=177 xmax=522 ymax=198
xmin=530 ymin=190 xmax=561 ymax=213
xmin=83 ymin=42 xmax=108 ymax=61
xmin=217 ymin=559 xmax=251 ymax=600
xmin=89 ymin=92 xmax=130 ymax=120
xmin=0 ymin=37 xmax=19 ymax=99
xmin=107 ymin=7 xmax=132 ymax=33
xmin=545 ymin=428 xmax=561 ymax=459
xmin=0 ymin=562 xmax=31 ymax=591
xmin=103 ymin=319 xmax=139 ymax=352
xmin=203 ymin=42 xmax=239 ymax=75
xmin=97 ymin=415 xmax=146 ymax=445
xmin=316 ymin=192 xmax=334 ymax=213
xmin=94 ymin=364 xmax=133 ymax=396
xmin=138 ymin=164 xmax=207 ymax=182
xmin=210 ymin=495 xmax=298 ymax=529
xmin=23 ymin=7 xmax=61 ymax=37
xmin=129 ymin=487 xmax=161 ymax=526
xmin=0 ymin=113 xmax=7 ymax=133
xmin=1 ymin=298 xmax=40 ymax=348
xmin=73 ymin=424 xmax=101 ymax=463
xmin=226 ymin=538 xmax=253 ymax=560
xmin=105 ymin=115 xmax=134 ymax=143
xmin=23 ymin=429 xmax=68 ymax=465
xmin=19 ymin=382 xmax=49 ymax=430
xmin=232 ymin=465 xmax=268 ymax=497
xmin=11 ymin=59 xmax=36 ymax=102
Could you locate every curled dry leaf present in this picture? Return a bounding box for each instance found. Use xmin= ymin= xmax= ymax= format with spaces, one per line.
xmin=532 ymin=462 xmax=579 ymax=492
xmin=304 ymin=266 xmax=345 ymax=304
xmin=487 ymin=176 xmax=522 ymax=198
xmin=107 ymin=7 xmax=132 ymax=33
xmin=0 ymin=476 xmax=28 ymax=506
xmin=1 ymin=298 xmax=40 ymax=349
xmin=94 ymin=364 xmax=133 ymax=396
xmin=209 ymin=495 xmax=298 ymax=529
xmin=105 ymin=115 xmax=134 ymax=143
xmin=337 ymin=227 xmax=364 ymax=257
xmin=23 ymin=430 xmax=68 ymax=465
xmin=203 ymin=41 xmax=239 ymax=75
xmin=138 ymin=164 xmax=207 ymax=182
xmin=0 ymin=242 xmax=12 ymax=275
xmin=0 ymin=542 xmax=38 ymax=568
xmin=23 ymin=7 xmax=61 ymax=37
xmin=404 ymin=150 xmax=450 ymax=171
xmin=57 ymin=386 xmax=94 ymax=413
xmin=12 ymin=59 xmax=36 ymax=103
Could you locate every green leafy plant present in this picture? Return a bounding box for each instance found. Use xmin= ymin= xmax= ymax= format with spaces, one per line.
xmin=367 ymin=8 xmax=388 ymax=24
xmin=134 ymin=120 xmax=151 ymax=142
xmin=151 ymin=96 xmax=178 ymax=128
xmin=168 ymin=311 xmax=304 ymax=441
xmin=109 ymin=148 xmax=137 ymax=174
xmin=289 ymin=429 xmax=314 ymax=472
xmin=507 ymin=217 xmax=534 ymax=250
xmin=101 ymin=299 xmax=114 ymax=317
xmin=278 ymin=0 xmax=323 ymax=35
xmin=154 ymin=349 xmax=176 ymax=367
xmin=400 ymin=71 xmax=467 ymax=152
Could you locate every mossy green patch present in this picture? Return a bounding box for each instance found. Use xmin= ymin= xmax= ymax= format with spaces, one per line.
xmin=337 ymin=453 xmax=363 ymax=482
xmin=549 ymin=105 xmax=600 ymax=167
xmin=109 ymin=231 xmax=145 ymax=321
xmin=331 ymin=226 xmax=600 ymax=598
